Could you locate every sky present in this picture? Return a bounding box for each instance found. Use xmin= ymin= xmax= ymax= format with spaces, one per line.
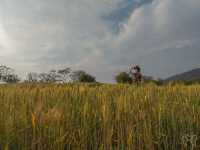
xmin=0 ymin=0 xmax=200 ymax=82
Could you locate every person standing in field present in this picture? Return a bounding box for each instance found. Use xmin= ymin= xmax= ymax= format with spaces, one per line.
xmin=130 ymin=65 xmax=143 ymax=84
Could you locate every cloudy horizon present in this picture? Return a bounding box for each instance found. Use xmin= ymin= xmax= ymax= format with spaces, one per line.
xmin=0 ymin=0 xmax=200 ymax=82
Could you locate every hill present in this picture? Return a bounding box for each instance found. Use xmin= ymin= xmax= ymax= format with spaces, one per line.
xmin=133 ymin=44 xmax=200 ymax=78
xmin=165 ymin=68 xmax=200 ymax=82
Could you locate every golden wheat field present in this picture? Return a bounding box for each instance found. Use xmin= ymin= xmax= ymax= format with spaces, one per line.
xmin=0 ymin=83 xmax=200 ymax=150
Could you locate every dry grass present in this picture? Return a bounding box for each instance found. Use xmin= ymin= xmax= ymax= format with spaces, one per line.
xmin=0 ymin=83 xmax=200 ymax=150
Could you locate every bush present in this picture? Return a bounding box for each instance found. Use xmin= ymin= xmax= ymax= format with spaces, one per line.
xmin=70 ymin=70 xmax=96 ymax=83
xmin=115 ymin=72 xmax=132 ymax=84
xmin=79 ymin=73 xmax=96 ymax=83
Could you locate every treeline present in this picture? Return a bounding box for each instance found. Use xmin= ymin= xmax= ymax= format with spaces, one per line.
xmin=26 ymin=68 xmax=95 ymax=83
xmin=115 ymin=70 xmax=200 ymax=86
xmin=0 ymin=65 xmax=96 ymax=84
xmin=0 ymin=65 xmax=200 ymax=85
xmin=0 ymin=66 xmax=20 ymax=83
xmin=115 ymin=71 xmax=163 ymax=85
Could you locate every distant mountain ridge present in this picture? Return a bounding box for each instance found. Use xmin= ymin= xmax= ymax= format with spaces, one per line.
xmin=134 ymin=47 xmax=200 ymax=78
xmin=165 ymin=68 xmax=200 ymax=82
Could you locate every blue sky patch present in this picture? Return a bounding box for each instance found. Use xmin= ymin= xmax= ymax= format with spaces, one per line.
xmin=103 ymin=0 xmax=153 ymax=33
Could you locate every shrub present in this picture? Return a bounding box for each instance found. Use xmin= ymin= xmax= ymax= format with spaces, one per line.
xmin=115 ymin=72 xmax=132 ymax=84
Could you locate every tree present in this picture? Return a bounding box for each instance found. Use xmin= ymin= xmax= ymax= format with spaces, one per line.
xmin=48 ymin=70 xmax=59 ymax=82
xmin=115 ymin=72 xmax=132 ymax=84
xmin=0 ymin=65 xmax=13 ymax=79
xmin=4 ymin=74 xmax=20 ymax=83
xmin=37 ymin=70 xmax=59 ymax=83
xmin=70 ymin=70 xmax=96 ymax=83
xmin=57 ymin=68 xmax=71 ymax=83
xmin=27 ymin=72 xmax=39 ymax=82
xmin=38 ymin=73 xmax=50 ymax=82
xmin=0 ymin=65 xmax=20 ymax=83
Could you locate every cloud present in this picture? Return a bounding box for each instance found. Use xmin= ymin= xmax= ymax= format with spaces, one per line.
xmin=1 ymin=0 xmax=120 ymax=73
xmin=116 ymin=0 xmax=200 ymax=54
xmin=0 ymin=0 xmax=200 ymax=82
xmin=108 ymin=0 xmax=200 ymax=78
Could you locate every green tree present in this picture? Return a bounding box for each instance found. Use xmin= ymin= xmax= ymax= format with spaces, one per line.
xmin=115 ymin=72 xmax=132 ymax=84
xmin=70 ymin=70 xmax=96 ymax=83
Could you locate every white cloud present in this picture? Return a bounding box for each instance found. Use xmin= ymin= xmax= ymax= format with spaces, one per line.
xmin=116 ymin=0 xmax=200 ymax=53
xmin=0 ymin=0 xmax=200 ymax=81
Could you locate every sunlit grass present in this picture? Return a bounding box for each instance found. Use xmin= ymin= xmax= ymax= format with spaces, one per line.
xmin=0 ymin=83 xmax=200 ymax=150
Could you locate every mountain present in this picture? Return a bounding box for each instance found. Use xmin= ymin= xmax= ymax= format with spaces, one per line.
xmin=135 ymin=45 xmax=200 ymax=78
xmin=165 ymin=68 xmax=200 ymax=82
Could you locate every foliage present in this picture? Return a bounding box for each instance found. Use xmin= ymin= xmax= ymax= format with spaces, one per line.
xmin=1 ymin=83 xmax=200 ymax=149
xmin=26 ymin=68 xmax=71 ymax=83
xmin=70 ymin=70 xmax=96 ymax=83
xmin=0 ymin=65 xmax=20 ymax=83
xmin=115 ymin=72 xmax=132 ymax=84
xmin=2 ymin=74 xmax=20 ymax=83
xmin=36 ymin=71 xmax=61 ymax=83
xmin=57 ymin=68 xmax=71 ymax=83
xmin=27 ymin=72 xmax=39 ymax=82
